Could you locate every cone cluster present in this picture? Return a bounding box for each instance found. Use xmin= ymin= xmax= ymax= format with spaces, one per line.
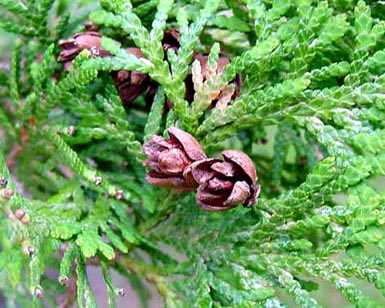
xmin=57 ymin=25 xmax=241 ymax=108
xmin=143 ymin=127 xmax=260 ymax=211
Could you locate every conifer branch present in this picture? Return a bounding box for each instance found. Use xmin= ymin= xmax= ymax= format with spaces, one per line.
xmin=120 ymin=257 xmax=180 ymax=307
xmin=2 ymin=0 xmax=385 ymax=306
xmin=47 ymin=129 xmax=133 ymax=202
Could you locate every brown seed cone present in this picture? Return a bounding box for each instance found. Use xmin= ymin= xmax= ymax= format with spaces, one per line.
xmin=144 ymin=29 xmax=181 ymax=110
xmin=162 ymin=29 xmax=180 ymax=54
xmin=57 ymin=31 xmax=110 ymax=70
xmin=143 ymin=127 xmax=206 ymax=192
xmin=110 ymin=48 xmax=151 ymax=107
xmin=185 ymin=150 xmax=260 ymax=211
xmin=57 ymin=30 xmax=151 ymax=106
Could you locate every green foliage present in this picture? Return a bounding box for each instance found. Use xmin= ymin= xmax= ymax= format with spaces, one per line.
xmin=1 ymin=0 xmax=385 ymax=307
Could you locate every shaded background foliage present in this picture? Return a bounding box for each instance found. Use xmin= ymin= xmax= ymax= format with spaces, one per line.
xmin=1 ymin=0 xmax=385 ymax=307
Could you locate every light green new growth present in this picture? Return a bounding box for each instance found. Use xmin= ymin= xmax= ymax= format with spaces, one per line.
xmin=1 ymin=0 xmax=385 ymax=307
